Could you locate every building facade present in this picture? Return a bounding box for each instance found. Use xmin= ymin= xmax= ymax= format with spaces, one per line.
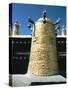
xmin=9 ymin=35 xmax=66 ymax=77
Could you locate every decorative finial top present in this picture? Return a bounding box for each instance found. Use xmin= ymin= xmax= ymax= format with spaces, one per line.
xmin=14 ymin=19 xmax=19 ymax=26
xmin=28 ymin=17 xmax=35 ymax=24
xmin=42 ymin=10 xmax=47 ymax=20
xmin=62 ymin=25 xmax=65 ymax=28
xmin=54 ymin=17 xmax=60 ymax=25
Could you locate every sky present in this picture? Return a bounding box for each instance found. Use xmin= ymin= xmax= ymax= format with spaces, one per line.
xmin=9 ymin=3 xmax=66 ymax=35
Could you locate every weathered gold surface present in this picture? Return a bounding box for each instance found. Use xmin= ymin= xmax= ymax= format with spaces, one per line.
xmin=28 ymin=20 xmax=58 ymax=76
